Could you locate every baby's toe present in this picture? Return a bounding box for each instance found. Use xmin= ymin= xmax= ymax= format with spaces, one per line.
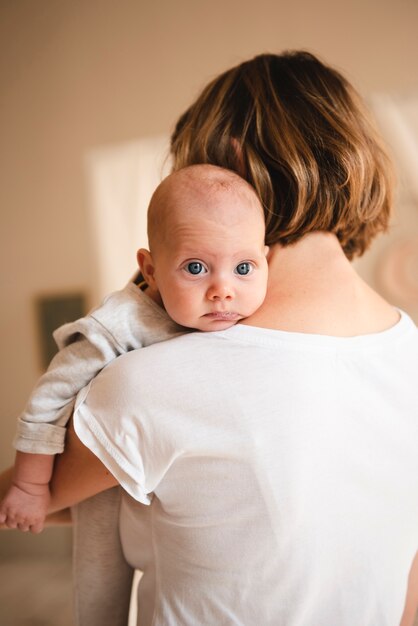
xmin=5 ymin=517 xmax=18 ymax=529
xmin=17 ymin=522 xmax=30 ymax=532
xmin=30 ymin=520 xmax=44 ymax=534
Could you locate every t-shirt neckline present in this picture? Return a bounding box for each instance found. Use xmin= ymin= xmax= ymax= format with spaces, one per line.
xmin=213 ymin=309 xmax=415 ymax=351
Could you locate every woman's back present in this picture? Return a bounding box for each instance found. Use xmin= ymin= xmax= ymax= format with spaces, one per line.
xmin=74 ymin=283 xmax=418 ymax=625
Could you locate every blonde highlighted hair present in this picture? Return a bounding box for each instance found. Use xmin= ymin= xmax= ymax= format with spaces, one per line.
xmin=171 ymin=51 xmax=394 ymax=259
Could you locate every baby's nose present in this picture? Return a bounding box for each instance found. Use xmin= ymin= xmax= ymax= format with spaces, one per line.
xmin=206 ymin=281 xmax=234 ymax=301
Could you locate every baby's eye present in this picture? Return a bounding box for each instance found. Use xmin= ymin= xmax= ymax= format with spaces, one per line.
xmin=185 ymin=262 xmax=207 ymax=275
xmin=235 ymin=262 xmax=253 ymax=276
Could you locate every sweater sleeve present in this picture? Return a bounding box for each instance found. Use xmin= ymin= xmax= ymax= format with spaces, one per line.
xmin=13 ymin=314 xmax=131 ymax=454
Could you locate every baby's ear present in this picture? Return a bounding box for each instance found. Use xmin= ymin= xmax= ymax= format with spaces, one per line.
xmin=137 ymin=249 xmax=157 ymax=290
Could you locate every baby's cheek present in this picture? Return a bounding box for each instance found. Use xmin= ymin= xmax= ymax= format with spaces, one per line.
xmin=170 ymin=300 xmax=200 ymax=329
xmin=246 ymin=281 xmax=267 ymax=313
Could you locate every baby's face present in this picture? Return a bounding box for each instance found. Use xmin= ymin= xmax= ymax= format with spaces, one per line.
xmin=150 ymin=188 xmax=268 ymax=331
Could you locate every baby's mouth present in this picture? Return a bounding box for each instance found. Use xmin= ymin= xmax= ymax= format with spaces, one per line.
xmin=204 ymin=312 xmax=241 ymax=320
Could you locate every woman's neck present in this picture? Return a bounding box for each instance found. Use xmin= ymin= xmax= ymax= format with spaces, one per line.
xmin=243 ymin=232 xmax=399 ymax=336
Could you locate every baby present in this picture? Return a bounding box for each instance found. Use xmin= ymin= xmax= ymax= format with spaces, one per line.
xmin=0 ymin=163 xmax=268 ymax=532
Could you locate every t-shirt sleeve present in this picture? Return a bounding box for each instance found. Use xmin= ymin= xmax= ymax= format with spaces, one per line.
xmin=73 ymin=349 xmax=179 ymax=505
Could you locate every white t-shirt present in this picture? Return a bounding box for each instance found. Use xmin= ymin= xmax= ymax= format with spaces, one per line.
xmin=74 ymin=311 xmax=418 ymax=626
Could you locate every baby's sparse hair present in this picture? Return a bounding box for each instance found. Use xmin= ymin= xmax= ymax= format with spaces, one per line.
xmin=147 ymin=164 xmax=264 ymax=255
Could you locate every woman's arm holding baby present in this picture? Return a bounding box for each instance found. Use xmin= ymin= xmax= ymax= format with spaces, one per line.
xmin=49 ymin=421 xmax=118 ymax=514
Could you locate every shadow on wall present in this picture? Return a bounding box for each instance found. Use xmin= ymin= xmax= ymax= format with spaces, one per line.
xmin=367 ymin=93 xmax=418 ymax=321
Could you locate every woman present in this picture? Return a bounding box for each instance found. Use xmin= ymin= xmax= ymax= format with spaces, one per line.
xmin=4 ymin=51 xmax=418 ymax=625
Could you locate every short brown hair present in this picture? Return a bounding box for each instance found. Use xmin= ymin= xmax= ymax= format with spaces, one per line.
xmin=171 ymin=51 xmax=394 ymax=259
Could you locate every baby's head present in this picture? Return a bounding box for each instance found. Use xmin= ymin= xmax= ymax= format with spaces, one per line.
xmin=138 ymin=164 xmax=269 ymax=331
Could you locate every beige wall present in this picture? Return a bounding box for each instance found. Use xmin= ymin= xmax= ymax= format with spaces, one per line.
xmin=1 ymin=0 xmax=417 ymax=555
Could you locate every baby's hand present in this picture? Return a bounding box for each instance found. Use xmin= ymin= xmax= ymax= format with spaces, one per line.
xmin=0 ymin=481 xmax=50 ymax=534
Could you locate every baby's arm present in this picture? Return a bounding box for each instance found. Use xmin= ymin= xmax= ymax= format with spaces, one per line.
xmin=1 ymin=282 xmax=182 ymax=533
xmin=1 ymin=284 xmax=149 ymax=532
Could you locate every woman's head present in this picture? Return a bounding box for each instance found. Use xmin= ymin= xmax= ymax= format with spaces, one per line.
xmin=171 ymin=51 xmax=394 ymax=259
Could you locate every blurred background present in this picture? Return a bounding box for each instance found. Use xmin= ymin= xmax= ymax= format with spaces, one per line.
xmin=1 ymin=0 xmax=417 ymax=624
